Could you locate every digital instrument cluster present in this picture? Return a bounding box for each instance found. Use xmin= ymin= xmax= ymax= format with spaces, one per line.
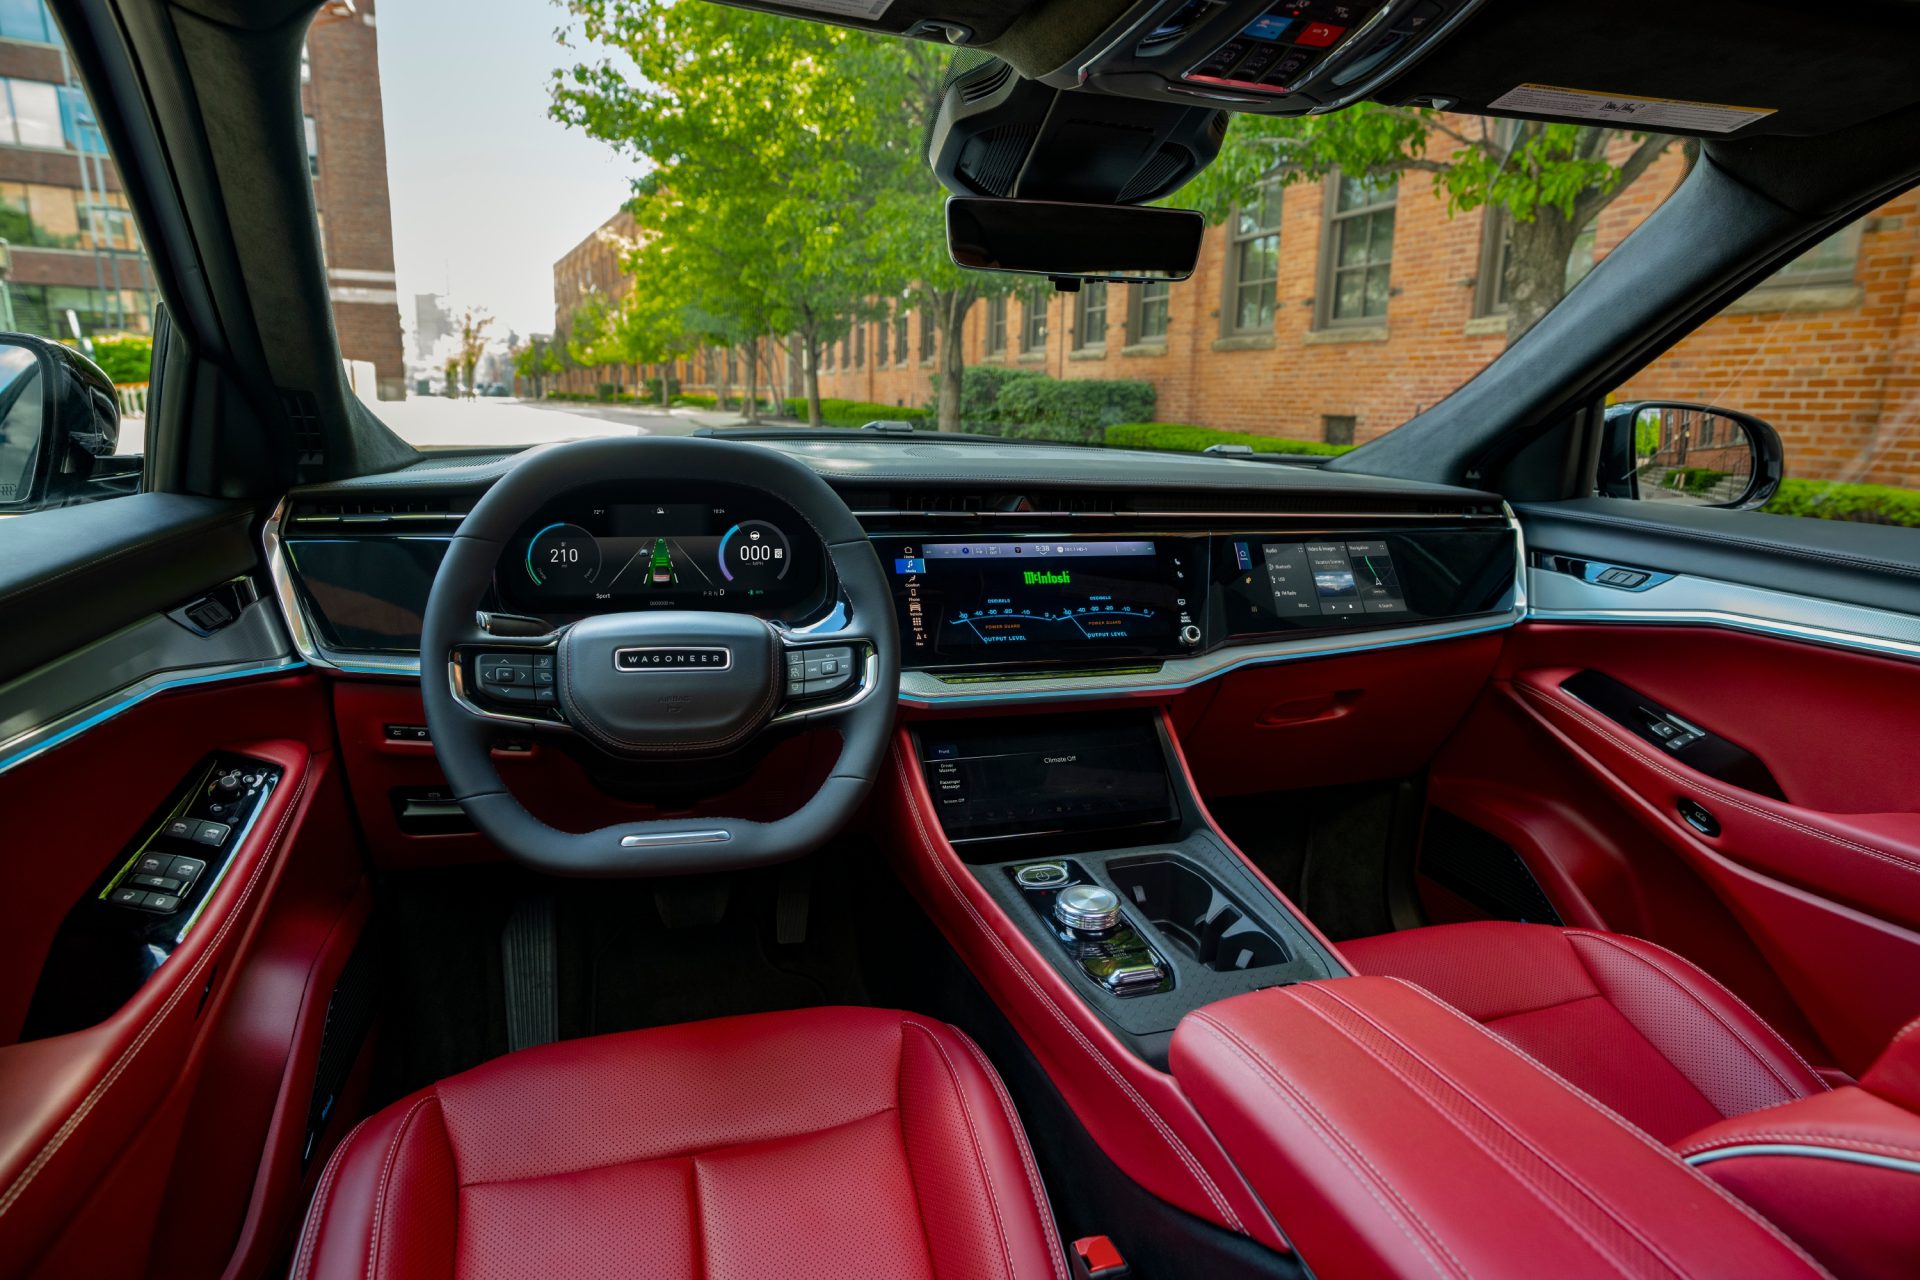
xmin=497 ymin=487 xmax=827 ymax=619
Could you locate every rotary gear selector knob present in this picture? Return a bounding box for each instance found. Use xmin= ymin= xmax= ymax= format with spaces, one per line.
xmin=1054 ymin=884 xmax=1122 ymax=934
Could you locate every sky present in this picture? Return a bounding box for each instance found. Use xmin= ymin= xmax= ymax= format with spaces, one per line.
xmin=375 ymin=0 xmax=637 ymax=342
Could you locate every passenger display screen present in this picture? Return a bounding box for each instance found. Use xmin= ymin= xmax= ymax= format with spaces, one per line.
xmin=880 ymin=537 xmax=1191 ymax=669
xmin=1261 ymin=539 xmax=1406 ymax=618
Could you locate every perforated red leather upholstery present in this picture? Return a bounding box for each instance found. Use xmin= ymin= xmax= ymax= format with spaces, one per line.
xmin=293 ymin=1006 xmax=1067 ymax=1280
xmin=1339 ymin=922 xmax=1828 ymax=1142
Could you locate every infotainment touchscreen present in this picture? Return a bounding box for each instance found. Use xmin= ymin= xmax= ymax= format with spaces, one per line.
xmin=878 ymin=537 xmax=1191 ymax=668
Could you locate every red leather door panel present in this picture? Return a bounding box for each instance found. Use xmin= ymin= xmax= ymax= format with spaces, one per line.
xmin=0 ymin=672 xmax=366 ymax=1278
xmin=1437 ymin=623 xmax=1920 ymax=1074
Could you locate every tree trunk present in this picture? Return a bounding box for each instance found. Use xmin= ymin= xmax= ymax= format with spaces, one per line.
xmin=1503 ymin=209 xmax=1585 ymax=346
xmin=742 ymin=340 xmax=761 ymax=424
xmin=658 ymin=368 xmax=670 ymax=407
xmin=800 ymin=327 xmax=823 ymax=428
xmin=935 ymin=288 xmax=974 ymax=433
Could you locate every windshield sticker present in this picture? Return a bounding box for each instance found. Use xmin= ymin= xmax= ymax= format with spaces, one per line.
xmin=771 ymin=0 xmax=895 ymax=18
xmin=1489 ymin=84 xmax=1775 ymax=134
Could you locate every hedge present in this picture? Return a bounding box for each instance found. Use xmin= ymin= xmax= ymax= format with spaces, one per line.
xmin=781 ymin=397 xmax=933 ymax=428
xmin=1763 ymin=478 xmax=1920 ymax=526
xmin=923 ymin=367 xmax=1155 ymax=442
xmin=1105 ymin=423 xmax=1356 ymax=457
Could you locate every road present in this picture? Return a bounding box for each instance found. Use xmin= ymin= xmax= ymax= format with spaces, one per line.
xmin=115 ymin=395 xmax=753 ymax=456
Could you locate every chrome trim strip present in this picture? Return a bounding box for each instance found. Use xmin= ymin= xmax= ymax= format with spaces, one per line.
xmin=262 ymin=495 xmax=437 ymax=677
xmin=848 ymin=509 xmax=1504 ymax=522
xmin=897 ymin=612 xmax=1520 ymax=706
xmin=1685 ymin=1144 xmax=1920 ymax=1178
xmin=0 ymin=658 xmax=305 ymax=778
xmin=1528 ymin=564 xmax=1920 ymax=662
xmin=620 ymin=829 xmax=731 ymax=848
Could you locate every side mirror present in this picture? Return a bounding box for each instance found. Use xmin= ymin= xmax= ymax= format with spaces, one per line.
xmin=1598 ymin=401 xmax=1784 ymax=511
xmin=0 ymin=333 xmax=123 ymax=513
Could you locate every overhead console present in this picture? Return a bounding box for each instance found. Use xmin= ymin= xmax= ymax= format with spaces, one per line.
xmin=1056 ymin=0 xmax=1483 ymax=116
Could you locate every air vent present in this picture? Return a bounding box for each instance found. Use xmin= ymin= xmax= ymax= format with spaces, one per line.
xmin=849 ymin=487 xmax=1502 ymax=522
xmin=1118 ymin=145 xmax=1192 ymax=204
xmin=283 ymin=389 xmax=324 ymax=471
xmin=288 ymin=494 xmax=467 ymax=529
xmin=959 ymin=60 xmax=1013 ymax=103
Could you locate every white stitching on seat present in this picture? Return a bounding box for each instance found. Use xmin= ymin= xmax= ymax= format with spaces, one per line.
xmin=0 ymin=767 xmax=311 ymax=1218
xmin=1186 ymin=1010 xmax=1466 ymax=1279
xmin=365 ymin=1095 xmax=436 ymax=1280
xmin=1385 ymin=979 xmax=1837 ymax=1278
xmin=1302 ymin=983 xmax=1682 ymax=1278
xmin=904 ymin=1021 xmax=1019 ymax=1280
xmin=1563 ymin=929 xmax=1826 ymax=1102
xmin=951 ymin=1029 xmax=1071 ymax=1280
xmin=1517 ymin=682 xmax=1920 ymax=881
xmin=293 ymin=1113 xmax=377 ymax=1280
xmin=889 ymin=748 xmax=1246 ymax=1232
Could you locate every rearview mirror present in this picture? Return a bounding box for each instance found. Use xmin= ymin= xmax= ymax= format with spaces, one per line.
xmin=0 ymin=333 xmax=124 ymax=513
xmin=946 ymin=197 xmax=1205 ymax=283
xmin=1598 ymin=401 xmax=1784 ymax=510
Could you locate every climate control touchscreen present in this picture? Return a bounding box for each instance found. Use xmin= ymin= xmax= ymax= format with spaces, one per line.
xmin=880 ymin=537 xmax=1192 ymax=669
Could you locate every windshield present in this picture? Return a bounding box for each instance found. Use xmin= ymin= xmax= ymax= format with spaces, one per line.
xmin=317 ymin=2 xmax=1883 ymax=480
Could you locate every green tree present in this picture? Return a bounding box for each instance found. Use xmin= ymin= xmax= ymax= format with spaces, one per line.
xmin=553 ymin=3 xmax=895 ymax=428
xmin=512 ymin=335 xmax=563 ymax=398
xmin=456 ymin=307 xmax=493 ymax=399
xmin=1184 ymin=109 xmax=1692 ymax=342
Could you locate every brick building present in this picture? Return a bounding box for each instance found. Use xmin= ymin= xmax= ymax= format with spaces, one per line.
xmin=304 ymin=0 xmax=405 ymax=399
xmin=767 ymin=134 xmax=1915 ymax=487
xmin=551 ymin=207 xmax=642 ymax=396
xmin=0 ymin=0 xmax=405 ymax=397
xmin=0 ymin=2 xmax=154 ymax=340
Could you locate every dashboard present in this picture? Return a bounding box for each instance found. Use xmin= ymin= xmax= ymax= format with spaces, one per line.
xmin=270 ymin=437 xmax=1523 ymax=696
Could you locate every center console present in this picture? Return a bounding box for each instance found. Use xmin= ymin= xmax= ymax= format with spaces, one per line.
xmin=913 ymin=711 xmax=1341 ymax=1065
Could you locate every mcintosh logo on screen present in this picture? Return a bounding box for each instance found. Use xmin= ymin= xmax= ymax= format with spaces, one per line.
xmin=1023 ymin=569 xmax=1072 ymax=586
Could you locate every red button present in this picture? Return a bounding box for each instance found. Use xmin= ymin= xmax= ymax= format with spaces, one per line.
xmin=1296 ymin=21 xmax=1347 ymax=46
xmin=1073 ymin=1236 xmax=1128 ymax=1279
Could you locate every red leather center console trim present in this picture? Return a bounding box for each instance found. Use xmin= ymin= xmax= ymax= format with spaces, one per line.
xmin=1171 ymin=977 xmax=1828 ymax=1278
xmin=879 ymin=728 xmax=1284 ymax=1249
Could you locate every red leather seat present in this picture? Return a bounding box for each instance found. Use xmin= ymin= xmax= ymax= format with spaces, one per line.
xmin=1339 ymin=921 xmax=1828 ymax=1142
xmin=293 ymin=1006 xmax=1067 ymax=1280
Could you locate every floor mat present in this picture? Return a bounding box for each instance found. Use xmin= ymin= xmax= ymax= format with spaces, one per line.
xmin=368 ymin=850 xmax=870 ymax=1105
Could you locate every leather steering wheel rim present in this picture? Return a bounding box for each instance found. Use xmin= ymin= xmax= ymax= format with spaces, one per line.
xmin=419 ymin=436 xmax=899 ymax=876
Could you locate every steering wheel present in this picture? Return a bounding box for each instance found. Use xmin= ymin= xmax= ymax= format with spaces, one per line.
xmin=419 ymin=436 xmax=899 ymax=875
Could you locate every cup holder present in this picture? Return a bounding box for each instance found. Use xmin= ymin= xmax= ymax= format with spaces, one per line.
xmin=1107 ymin=856 xmax=1288 ymax=972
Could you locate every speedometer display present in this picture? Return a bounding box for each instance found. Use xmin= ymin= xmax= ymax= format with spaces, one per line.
xmin=498 ymin=486 xmax=825 ymax=620
xmin=718 ymin=520 xmax=791 ymax=588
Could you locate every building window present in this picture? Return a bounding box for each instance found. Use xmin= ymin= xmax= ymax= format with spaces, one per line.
xmin=854 ymin=321 xmax=864 ymax=368
xmin=1129 ymin=280 xmax=1170 ymax=344
xmin=919 ymin=307 xmax=936 ymax=360
xmin=1074 ymin=281 xmax=1108 ymax=351
xmin=1476 ymin=209 xmax=1598 ymax=316
xmin=894 ymin=308 xmax=909 ymax=364
xmin=1763 ymin=223 xmax=1863 ymax=288
xmin=1021 ymin=286 xmax=1047 ymax=352
xmin=1322 ymin=414 xmax=1356 ymax=446
xmin=839 ymin=330 xmax=851 ymax=368
xmin=0 ymin=77 xmax=62 ymax=148
xmin=821 ymin=337 xmax=833 ymax=372
xmin=1224 ymin=176 xmax=1282 ymax=335
xmin=0 ymin=1 xmax=59 ymax=43
xmin=876 ymin=310 xmax=889 ymax=367
xmin=985 ymin=296 xmax=1007 ymax=356
xmin=1318 ymin=174 xmax=1397 ymax=327
xmin=304 ymin=114 xmax=320 ymax=176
